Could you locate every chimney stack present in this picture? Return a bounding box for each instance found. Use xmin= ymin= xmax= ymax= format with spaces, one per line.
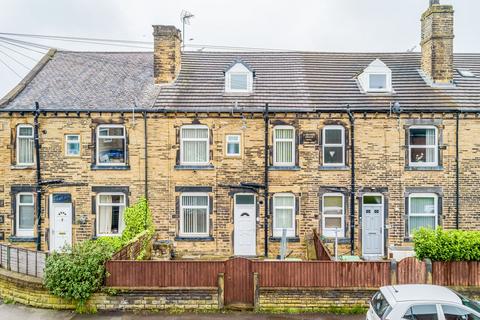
xmin=421 ymin=0 xmax=454 ymax=84
xmin=152 ymin=25 xmax=181 ymax=84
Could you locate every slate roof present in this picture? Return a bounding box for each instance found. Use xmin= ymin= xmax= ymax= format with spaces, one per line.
xmin=1 ymin=50 xmax=480 ymax=112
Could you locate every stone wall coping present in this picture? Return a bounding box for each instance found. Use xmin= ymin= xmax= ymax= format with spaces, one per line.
xmin=104 ymin=286 xmax=218 ymax=291
xmin=0 ymin=267 xmax=43 ymax=286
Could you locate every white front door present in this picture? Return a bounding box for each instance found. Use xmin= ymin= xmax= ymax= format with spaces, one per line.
xmin=362 ymin=194 xmax=384 ymax=257
xmin=49 ymin=194 xmax=73 ymax=252
xmin=234 ymin=194 xmax=256 ymax=256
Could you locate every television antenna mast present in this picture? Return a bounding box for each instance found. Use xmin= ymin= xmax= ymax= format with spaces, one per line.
xmin=180 ymin=10 xmax=194 ymax=50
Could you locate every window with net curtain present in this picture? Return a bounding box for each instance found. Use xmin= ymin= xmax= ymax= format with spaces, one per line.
xmin=408 ymin=193 xmax=437 ymax=236
xmin=97 ymin=193 xmax=125 ymax=236
xmin=322 ymin=194 xmax=344 ymax=237
xmin=97 ymin=125 xmax=126 ymax=165
xmin=273 ymin=194 xmax=295 ymax=237
xmin=180 ymin=193 xmax=209 ymax=237
xmin=323 ymin=126 xmax=345 ymax=166
xmin=17 ymin=125 xmax=34 ymax=165
xmin=181 ymin=126 xmax=209 ymax=165
xmin=409 ymin=126 xmax=438 ymax=166
xmin=273 ymin=126 xmax=295 ymax=166
xmin=16 ymin=193 xmax=34 ymax=237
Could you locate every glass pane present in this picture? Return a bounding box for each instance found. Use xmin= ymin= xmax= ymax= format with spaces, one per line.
xmin=19 ymin=205 xmax=34 ymax=229
xmin=98 ymin=137 xmax=125 ymax=164
xmin=99 ymin=127 xmax=124 ymax=137
xmin=182 ymin=195 xmax=208 ymax=207
xmin=236 ymin=195 xmax=254 ymax=205
xmin=411 ymin=147 xmax=436 ymax=163
xmin=410 ymin=216 xmax=436 ymax=233
xmin=407 ymin=305 xmax=438 ymax=320
xmin=98 ymin=205 xmax=122 ymax=234
xmin=99 ymin=194 xmax=124 ymax=204
xmin=410 ymin=128 xmax=436 ymax=146
xmin=324 ymin=196 xmax=342 ymax=208
xmin=227 ymin=135 xmax=240 ymax=143
xmin=324 ymin=128 xmax=342 ymax=144
xmin=442 ymin=305 xmax=479 ymax=320
xmin=18 ymin=137 xmax=34 ymax=164
xmin=274 ymin=196 xmax=294 ymax=207
xmin=67 ymin=142 xmax=80 ymax=155
xmin=183 ymin=208 xmax=207 ymax=234
xmin=363 ymin=196 xmax=382 ymax=204
xmin=183 ymin=141 xmax=208 ymax=163
xmin=20 ymin=194 xmax=33 ymax=204
xmin=67 ymin=135 xmax=79 ymax=142
xmin=411 ymin=197 xmax=435 ymax=214
xmin=52 ymin=194 xmax=71 ymax=203
xmin=227 ymin=142 xmax=240 ymax=155
xmin=275 ymin=128 xmax=294 ymax=139
xmin=182 ymin=128 xmax=208 ymax=139
xmin=275 ymin=208 xmax=293 ymax=229
xmin=369 ymin=74 xmax=387 ymax=89
xmin=275 ymin=141 xmax=293 ymax=163
xmin=324 ymin=146 xmax=343 ymax=164
xmin=230 ymin=74 xmax=248 ymax=90
xmin=325 ymin=217 xmax=342 ymax=229
xmin=19 ymin=126 xmax=33 ymax=136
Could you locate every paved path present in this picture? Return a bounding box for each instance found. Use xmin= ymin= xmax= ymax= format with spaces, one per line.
xmin=0 ymin=301 xmax=364 ymax=320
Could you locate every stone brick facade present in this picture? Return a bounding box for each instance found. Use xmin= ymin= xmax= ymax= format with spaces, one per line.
xmin=0 ymin=111 xmax=479 ymax=259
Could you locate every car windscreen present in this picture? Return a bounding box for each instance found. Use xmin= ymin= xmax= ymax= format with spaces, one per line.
xmin=371 ymin=291 xmax=392 ymax=319
xmin=453 ymin=291 xmax=480 ymax=313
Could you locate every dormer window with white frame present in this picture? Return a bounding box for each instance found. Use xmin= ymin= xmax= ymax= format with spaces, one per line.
xmin=358 ymin=59 xmax=392 ymax=93
xmin=225 ymin=61 xmax=253 ymax=93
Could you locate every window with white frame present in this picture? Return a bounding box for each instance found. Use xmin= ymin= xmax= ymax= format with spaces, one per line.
xmin=181 ymin=125 xmax=210 ymax=165
xmin=16 ymin=193 xmax=34 ymax=237
xmin=408 ymin=193 xmax=438 ymax=236
xmin=273 ymin=126 xmax=295 ymax=166
xmin=96 ymin=193 xmax=125 ymax=236
xmin=369 ymin=74 xmax=387 ymax=90
xmin=17 ymin=125 xmax=34 ymax=165
xmin=180 ymin=193 xmax=209 ymax=237
xmin=323 ymin=126 xmax=345 ymax=166
xmin=273 ymin=193 xmax=295 ymax=238
xmin=225 ymin=62 xmax=253 ymax=93
xmin=226 ymin=134 xmax=241 ymax=156
xmin=65 ymin=134 xmax=80 ymax=156
xmin=409 ymin=126 xmax=438 ymax=166
xmin=97 ymin=125 xmax=126 ymax=165
xmin=358 ymin=59 xmax=393 ymax=93
xmin=322 ymin=194 xmax=344 ymax=238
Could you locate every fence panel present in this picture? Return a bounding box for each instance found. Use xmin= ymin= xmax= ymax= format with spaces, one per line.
xmin=0 ymin=243 xmax=47 ymax=278
xmin=433 ymin=262 xmax=480 ymax=287
xmin=397 ymin=257 xmax=427 ymax=284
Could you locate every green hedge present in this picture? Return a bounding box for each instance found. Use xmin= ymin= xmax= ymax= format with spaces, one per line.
xmin=413 ymin=228 xmax=480 ymax=261
xmin=44 ymin=197 xmax=153 ymax=311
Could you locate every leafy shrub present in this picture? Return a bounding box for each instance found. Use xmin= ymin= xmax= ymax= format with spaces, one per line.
xmin=44 ymin=197 xmax=154 ymax=310
xmin=413 ymin=228 xmax=480 ymax=261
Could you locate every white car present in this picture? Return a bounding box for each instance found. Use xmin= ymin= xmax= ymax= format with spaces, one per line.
xmin=366 ymin=284 xmax=480 ymax=320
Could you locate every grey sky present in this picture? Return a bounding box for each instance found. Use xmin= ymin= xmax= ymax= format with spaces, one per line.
xmin=0 ymin=0 xmax=478 ymax=98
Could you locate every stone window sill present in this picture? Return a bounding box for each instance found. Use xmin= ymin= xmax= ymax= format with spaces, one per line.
xmin=91 ymin=164 xmax=130 ymax=170
xmin=405 ymin=166 xmax=443 ymax=171
xmin=11 ymin=165 xmax=34 ymax=170
xmin=319 ymin=165 xmax=349 ymax=171
xmin=174 ymin=236 xmax=214 ymax=242
xmin=322 ymin=237 xmax=350 ymax=244
xmin=269 ymin=166 xmax=301 ymax=171
xmin=9 ymin=236 xmax=36 ymax=243
xmin=269 ymin=236 xmax=300 ymax=243
xmin=174 ymin=164 xmax=215 ymax=171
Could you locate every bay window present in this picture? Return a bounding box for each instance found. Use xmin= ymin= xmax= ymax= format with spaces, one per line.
xmin=273 ymin=193 xmax=295 ymax=238
xmin=323 ymin=126 xmax=345 ymax=166
xmin=322 ymin=194 xmax=345 ymax=237
xmin=408 ymin=193 xmax=438 ymax=236
xmin=181 ymin=125 xmax=209 ymax=165
xmin=180 ymin=193 xmax=209 ymax=237
xmin=409 ymin=126 xmax=438 ymax=167
xmin=17 ymin=125 xmax=34 ymax=165
xmin=97 ymin=125 xmax=126 ymax=165
xmin=273 ymin=126 xmax=295 ymax=166
xmin=96 ymin=193 xmax=125 ymax=236
xmin=16 ymin=193 xmax=34 ymax=237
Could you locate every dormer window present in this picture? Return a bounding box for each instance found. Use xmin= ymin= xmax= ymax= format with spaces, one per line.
xmin=358 ymin=59 xmax=392 ymax=93
xmin=225 ymin=61 xmax=253 ymax=93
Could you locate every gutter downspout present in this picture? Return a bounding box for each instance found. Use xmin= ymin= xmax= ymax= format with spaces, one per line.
xmin=34 ymin=102 xmax=42 ymax=251
xmin=455 ymin=112 xmax=460 ymax=229
xmin=143 ymin=112 xmax=149 ymax=228
xmin=264 ymin=103 xmax=270 ymax=257
xmin=347 ymin=108 xmax=355 ymax=255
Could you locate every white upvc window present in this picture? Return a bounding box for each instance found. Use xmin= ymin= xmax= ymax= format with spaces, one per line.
xmin=408 ymin=126 xmax=438 ymax=167
xmin=226 ymin=134 xmax=241 ymax=156
xmin=225 ymin=62 xmax=253 ymax=93
xmin=273 ymin=126 xmax=295 ymax=166
xmin=368 ymin=73 xmax=388 ymax=91
xmin=273 ymin=193 xmax=295 ymax=238
xmin=96 ymin=125 xmax=126 ymax=165
xmin=358 ymin=59 xmax=393 ymax=93
xmin=96 ymin=193 xmax=126 ymax=237
xmin=180 ymin=193 xmax=209 ymax=237
xmin=322 ymin=193 xmax=345 ymax=238
xmin=17 ymin=124 xmax=34 ymax=166
xmin=180 ymin=125 xmax=210 ymax=165
xmin=408 ymin=193 xmax=438 ymax=236
xmin=16 ymin=193 xmax=34 ymax=237
xmin=65 ymin=134 xmax=80 ymax=156
xmin=323 ymin=126 xmax=345 ymax=166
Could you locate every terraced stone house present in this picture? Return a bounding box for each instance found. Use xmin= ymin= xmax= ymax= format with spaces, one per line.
xmin=0 ymin=2 xmax=479 ymax=259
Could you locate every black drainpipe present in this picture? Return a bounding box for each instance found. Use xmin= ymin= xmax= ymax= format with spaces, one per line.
xmin=34 ymin=102 xmax=42 ymax=251
xmin=143 ymin=112 xmax=149 ymax=228
xmin=455 ymin=112 xmax=460 ymax=229
xmin=264 ymin=103 xmax=270 ymax=257
xmin=347 ymin=108 xmax=355 ymax=255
